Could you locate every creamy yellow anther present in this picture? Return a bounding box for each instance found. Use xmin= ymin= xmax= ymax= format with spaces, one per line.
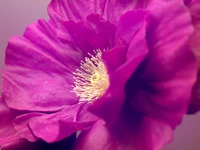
xmin=91 ymin=73 xmax=101 ymax=84
xmin=72 ymin=50 xmax=109 ymax=103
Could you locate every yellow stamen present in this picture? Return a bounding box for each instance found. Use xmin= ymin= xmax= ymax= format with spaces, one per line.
xmin=72 ymin=50 xmax=109 ymax=103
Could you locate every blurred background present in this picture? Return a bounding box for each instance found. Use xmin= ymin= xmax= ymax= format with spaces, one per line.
xmin=0 ymin=1 xmax=200 ymax=150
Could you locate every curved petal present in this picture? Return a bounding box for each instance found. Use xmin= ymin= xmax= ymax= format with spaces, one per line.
xmin=57 ymin=14 xmax=116 ymax=56
xmin=102 ymin=46 xmax=127 ymax=72
xmin=143 ymin=0 xmax=194 ymax=81
xmin=89 ymin=10 xmax=149 ymax=123
xmin=2 ymin=135 xmax=76 ymax=150
xmin=2 ymin=139 xmax=39 ymax=150
xmin=0 ymin=97 xmax=42 ymax=150
xmin=73 ymin=116 xmax=173 ymax=150
xmin=2 ymin=19 xmax=82 ymax=112
xmin=187 ymin=0 xmax=200 ymax=114
xmin=48 ymin=0 xmax=153 ymax=26
xmin=115 ymin=10 xmax=149 ymax=46
xmin=128 ymin=0 xmax=197 ymax=127
xmin=13 ymin=103 xmax=97 ymax=143
xmin=115 ymin=10 xmax=149 ymax=83
xmin=0 ymin=97 xmax=21 ymax=147
xmin=189 ymin=71 xmax=200 ymax=113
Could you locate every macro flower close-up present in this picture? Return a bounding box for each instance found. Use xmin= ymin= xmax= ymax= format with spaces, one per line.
xmin=0 ymin=0 xmax=199 ymax=150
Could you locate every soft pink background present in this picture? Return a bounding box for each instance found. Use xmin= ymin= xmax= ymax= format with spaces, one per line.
xmin=0 ymin=1 xmax=200 ymax=150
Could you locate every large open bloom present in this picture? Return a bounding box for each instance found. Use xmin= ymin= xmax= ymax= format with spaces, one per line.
xmin=0 ymin=0 xmax=197 ymax=150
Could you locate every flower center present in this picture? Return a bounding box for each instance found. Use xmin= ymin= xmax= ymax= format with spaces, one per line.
xmin=72 ymin=50 xmax=109 ymax=103
xmin=91 ymin=73 xmax=101 ymax=84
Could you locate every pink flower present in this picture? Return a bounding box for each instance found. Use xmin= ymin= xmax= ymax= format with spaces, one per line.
xmin=0 ymin=0 xmax=197 ymax=150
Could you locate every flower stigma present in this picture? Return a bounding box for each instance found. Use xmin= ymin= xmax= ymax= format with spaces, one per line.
xmin=72 ymin=50 xmax=109 ymax=103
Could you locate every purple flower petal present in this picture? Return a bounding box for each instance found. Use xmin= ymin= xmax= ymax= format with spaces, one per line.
xmin=58 ymin=14 xmax=116 ymax=54
xmin=187 ymin=0 xmax=200 ymax=113
xmin=128 ymin=0 xmax=197 ymax=127
xmin=88 ymin=10 xmax=149 ymax=123
xmin=0 ymin=97 xmax=44 ymax=150
xmin=115 ymin=10 xmax=149 ymax=83
xmin=102 ymin=46 xmax=127 ymax=71
xmin=14 ymin=103 xmax=98 ymax=143
xmin=2 ymin=139 xmax=38 ymax=150
xmin=73 ymin=116 xmax=173 ymax=150
xmin=1 ymin=135 xmax=76 ymax=150
xmin=0 ymin=97 xmax=21 ymax=147
xmin=2 ymin=19 xmax=82 ymax=112
xmin=115 ymin=10 xmax=149 ymax=46
xmin=48 ymin=0 xmax=153 ymax=26
xmin=189 ymin=72 xmax=200 ymax=113
xmin=142 ymin=0 xmax=195 ymax=81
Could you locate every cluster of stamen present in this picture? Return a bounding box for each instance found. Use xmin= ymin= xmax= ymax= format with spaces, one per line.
xmin=72 ymin=50 xmax=109 ymax=103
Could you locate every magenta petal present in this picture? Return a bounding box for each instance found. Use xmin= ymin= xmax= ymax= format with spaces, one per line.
xmin=89 ymin=11 xmax=149 ymax=123
xmin=0 ymin=97 xmax=20 ymax=146
xmin=189 ymin=0 xmax=200 ymax=53
xmin=59 ymin=14 xmax=116 ymax=55
xmin=187 ymin=0 xmax=200 ymax=113
xmin=48 ymin=0 xmax=153 ymax=26
xmin=14 ymin=104 xmax=97 ymax=143
xmin=102 ymin=46 xmax=127 ymax=71
xmin=13 ymin=113 xmax=41 ymax=142
xmin=1 ymin=139 xmax=39 ymax=150
xmin=188 ymin=0 xmax=200 ymax=63
xmin=129 ymin=0 xmax=197 ymax=127
xmin=115 ymin=10 xmax=149 ymax=46
xmin=188 ymin=72 xmax=200 ymax=113
xmin=185 ymin=0 xmax=192 ymax=5
xmin=0 ymin=97 xmax=42 ymax=149
xmin=88 ymin=88 xmax=125 ymax=124
xmin=88 ymin=46 xmax=126 ymax=123
xmin=73 ymin=117 xmax=173 ymax=150
xmin=131 ymin=76 xmax=196 ymax=127
xmin=143 ymin=0 xmax=195 ymax=80
xmin=2 ymin=20 xmax=82 ymax=112
xmin=116 ymin=11 xmax=149 ymax=83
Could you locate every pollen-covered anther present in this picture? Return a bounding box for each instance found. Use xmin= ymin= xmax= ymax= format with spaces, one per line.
xmin=72 ymin=50 xmax=109 ymax=103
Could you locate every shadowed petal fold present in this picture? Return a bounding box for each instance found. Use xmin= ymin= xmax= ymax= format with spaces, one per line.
xmin=13 ymin=103 xmax=98 ymax=143
xmin=73 ymin=116 xmax=173 ymax=150
xmin=58 ymin=14 xmax=116 ymax=54
xmin=187 ymin=0 xmax=200 ymax=113
xmin=128 ymin=0 xmax=197 ymax=127
xmin=88 ymin=10 xmax=149 ymax=123
xmin=0 ymin=97 xmax=21 ymax=147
